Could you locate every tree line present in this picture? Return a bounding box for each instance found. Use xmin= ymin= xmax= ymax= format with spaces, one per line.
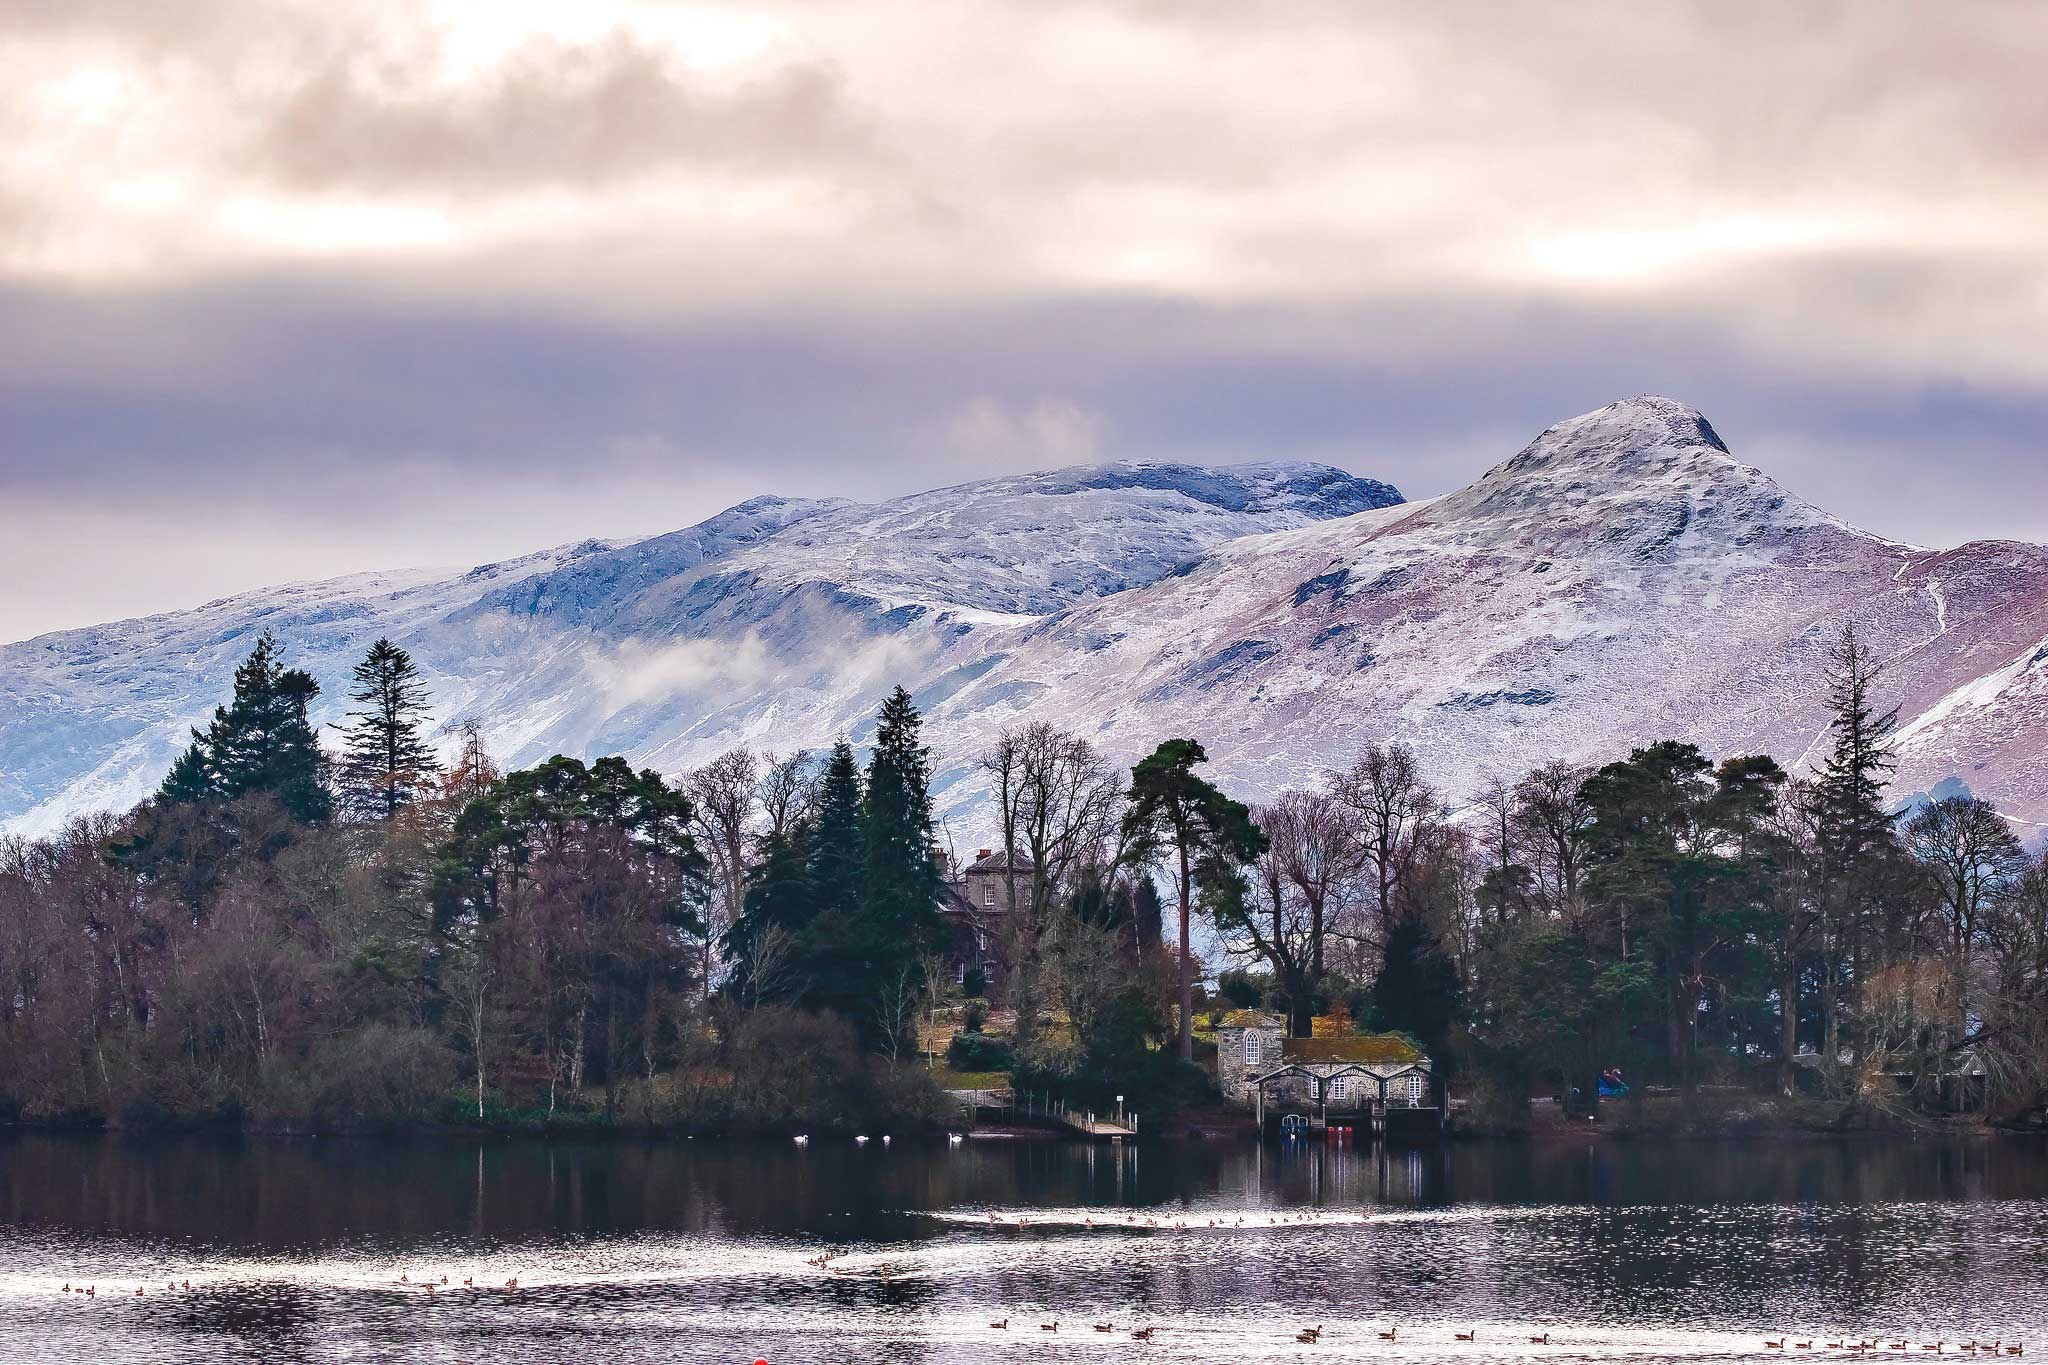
xmin=2 ymin=624 xmax=2044 ymax=1132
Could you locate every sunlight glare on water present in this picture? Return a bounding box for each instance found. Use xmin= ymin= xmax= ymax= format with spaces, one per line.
xmin=1 ymin=1134 xmax=2045 ymax=1363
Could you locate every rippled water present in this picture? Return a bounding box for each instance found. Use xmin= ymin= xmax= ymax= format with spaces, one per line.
xmin=2 ymin=1132 xmax=2044 ymax=1363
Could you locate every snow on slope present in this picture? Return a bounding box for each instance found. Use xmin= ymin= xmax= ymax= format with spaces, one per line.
xmin=4 ymin=402 xmax=2045 ymax=843
xmin=0 ymin=462 xmax=1400 ymax=835
xmin=899 ymin=398 xmax=2048 ymax=830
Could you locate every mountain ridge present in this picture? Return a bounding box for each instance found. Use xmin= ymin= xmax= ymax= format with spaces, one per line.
xmin=4 ymin=403 xmax=2045 ymax=842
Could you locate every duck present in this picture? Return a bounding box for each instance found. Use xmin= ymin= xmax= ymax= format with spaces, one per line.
xmin=1131 ymin=1327 xmax=1156 ymax=1341
xmin=1093 ymin=1323 xmax=1114 ymax=1333
xmin=504 ymin=1277 xmax=519 ymax=1290
xmin=989 ymin=1319 xmax=1007 ymax=1329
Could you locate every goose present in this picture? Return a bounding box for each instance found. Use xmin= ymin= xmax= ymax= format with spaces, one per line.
xmin=1766 ymin=1341 xmax=1785 ymax=1350
xmin=1456 ymin=1330 xmax=1477 ymax=1342
xmin=1924 ymin=1346 xmax=1944 ymax=1354
xmin=1528 ymin=1333 xmax=1550 ymax=1345
xmin=1830 ymin=1343 xmax=1844 ymax=1350
xmin=1131 ymin=1327 xmax=1155 ymax=1341
xmin=1378 ymin=1327 xmax=1397 ymax=1341
xmin=1040 ymin=1321 xmax=1058 ymax=1332
xmin=989 ymin=1319 xmax=1008 ymax=1329
xmin=463 ymin=1277 xmax=473 ymax=1287
xmin=1795 ymin=1345 xmax=1811 ymax=1351
xmin=2005 ymin=1348 xmax=2022 ymax=1357
xmin=135 ymin=1288 xmax=144 ymax=1296
xmin=62 ymin=1284 xmax=70 ymax=1293
xmin=1893 ymin=1346 xmax=1911 ymax=1353
xmin=504 ymin=1277 xmax=519 ymax=1290
xmin=1093 ymin=1322 xmax=1114 ymax=1332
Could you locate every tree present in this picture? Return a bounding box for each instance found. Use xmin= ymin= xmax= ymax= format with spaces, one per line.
xmin=686 ymin=748 xmax=760 ymax=999
xmin=337 ymin=638 xmax=439 ymax=821
xmin=1905 ymin=795 xmax=2028 ymax=1050
xmin=854 ymin=688 xmax=948 ymax=1051
xmin=1804 ymin=622 xmax=1902 ymax=1072
xmin=981 ymin=722 xmax=1123 ymax=1047
xmin=158 ymin=633 xmax=332 ymax=825
xmin=1121 ymin=739 xmax=1267 ymax=1059
xmin=1369 ymin=910 xmax=1465 ymax=1075
xmin=1232 ymin=790 xmax=1361 ymax=1035
xmin=1335 ymin=743 xmax=1447 ymax=939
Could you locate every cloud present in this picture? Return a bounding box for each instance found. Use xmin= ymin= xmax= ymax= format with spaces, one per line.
xmin=253 ymin=34 xmax=867 ymax=194
xmin=942 ymin=397 xmax=1105 ymax=466
xmin=587 ymin=631 xmax=778 ymax=711
xmin=1 ymin=0 xmax=2045 ymax=638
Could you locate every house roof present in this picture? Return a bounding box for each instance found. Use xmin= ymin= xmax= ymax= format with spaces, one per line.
xmin=1280 ymin=1034 xmax=1425 ymax=1065
xmin=964 ymin=849 xmax=1034 ymax=874
xmin=1218 ymin=1009 xmax=1285 ymax=1029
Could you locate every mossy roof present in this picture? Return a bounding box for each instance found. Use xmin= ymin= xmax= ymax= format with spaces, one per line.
xmin=1280 ymin=1033 xmax=1425 ymax=1065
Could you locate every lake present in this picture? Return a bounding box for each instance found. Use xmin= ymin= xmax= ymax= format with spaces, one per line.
xmin=1 ymin=1131 xmax=2044 ymax=1363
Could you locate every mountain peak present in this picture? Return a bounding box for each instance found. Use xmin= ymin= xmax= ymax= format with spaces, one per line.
xmin=1511 ymin=396 xmax=1729 ymax=474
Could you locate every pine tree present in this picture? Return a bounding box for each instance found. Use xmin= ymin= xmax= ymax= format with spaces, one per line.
xmin=1121 ymin=738 xmax=1267 ymax=1059
xmin=800 ymin=741 xmax=868 ymax=1019
xmin=338 ymin=638 xmax=439 ymax=820
xmin=1806 ymin=622 xmax=1901 ymax=1070
xmin=853 ymin=689 xmax=947 ymax=1048
xmin=157 ymin=632 xmax=332 ymax=824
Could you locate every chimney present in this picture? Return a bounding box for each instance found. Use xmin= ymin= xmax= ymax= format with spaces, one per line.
xmin=977 ymin=848 xmax=992 ymax=860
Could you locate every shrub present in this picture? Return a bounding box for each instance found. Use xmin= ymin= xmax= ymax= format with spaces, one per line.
xmin=946 ymin=1032 xmax=1015 ymax=1071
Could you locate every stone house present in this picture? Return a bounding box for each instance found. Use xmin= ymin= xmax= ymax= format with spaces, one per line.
xmin=1213 ymin=1010 xmax=1435 ymax=1124
xmin=934 ymin=848 xmax=1033 ymax=991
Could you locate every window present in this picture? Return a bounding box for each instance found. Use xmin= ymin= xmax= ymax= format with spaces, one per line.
xmin=1401 ymin=1073 xmax=1426 ymax=1105
xmin=1244 ymin=1032 xmax=1262 ymax=1066
xmin=1328 ymin=1074 xmax=1351 ymax=1103
xmin=982 ymin=883 xmax=996 ymax=909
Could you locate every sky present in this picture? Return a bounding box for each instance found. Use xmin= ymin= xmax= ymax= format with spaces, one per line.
xmin=4 ymin=0 xmax=2047 ymax=644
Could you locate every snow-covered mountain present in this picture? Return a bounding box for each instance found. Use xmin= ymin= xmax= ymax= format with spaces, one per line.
xmin=5 ymin=399 xmax=2046 ymax=843
xmin=0 ymin=461 xmax=1400 ymax=833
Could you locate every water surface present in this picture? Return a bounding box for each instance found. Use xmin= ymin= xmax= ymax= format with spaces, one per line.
xmin=2 ymin=1132 xmax=2044 ymax=1363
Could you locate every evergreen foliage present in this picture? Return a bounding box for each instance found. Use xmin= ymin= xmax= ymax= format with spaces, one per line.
xmin=156 ymin=632 xmax=332 ymax=825
xmin=338 ymin=638 xmax=439 ymax=820
xmin=1121 ymin=738 xmax=1266 ymax=1058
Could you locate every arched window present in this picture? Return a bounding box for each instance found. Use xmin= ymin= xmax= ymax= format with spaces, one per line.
xmin=1328 ymin=1074 xmax=1351 ymax=1103
xmin=1244 ymin=1031 xmax=1262 ymax=1066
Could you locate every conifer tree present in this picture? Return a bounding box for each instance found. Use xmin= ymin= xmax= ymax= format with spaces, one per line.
xmin=1121 ymin=738 xmax=1267 ymax=1059
xmin=854 ymin=689 xmax=947 ymax=1047
xmin=797 ymin=741 xmax=868 ymax=1020
xmin=338 ymin=637 xmax=439 ymax=820
xmin=1806 ymin=622 xmax=1902 ymax=1067
xmin=158 ymin=632 xmax=332 ymax=824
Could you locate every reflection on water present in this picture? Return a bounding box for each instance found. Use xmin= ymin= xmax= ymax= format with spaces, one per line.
xmin=1 ymin=1133 xmax=2044 ymax=1363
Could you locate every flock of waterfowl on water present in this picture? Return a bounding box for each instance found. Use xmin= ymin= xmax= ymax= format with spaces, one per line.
xmin=797 ymin=1243 xmax=2025 ymax=1355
